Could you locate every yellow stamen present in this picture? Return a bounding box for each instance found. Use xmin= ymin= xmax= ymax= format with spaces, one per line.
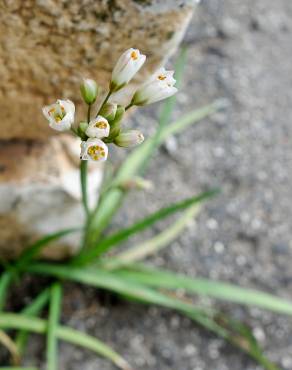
xmin=95 ymin=121 xmax=107 ymax=129
xmin=131 ymin=51 xmax=138 ymax=60
xmin=87 ymin=145 xmax=105 ymax=161
xmin=158 ymin=75 xmax=166 ymax=81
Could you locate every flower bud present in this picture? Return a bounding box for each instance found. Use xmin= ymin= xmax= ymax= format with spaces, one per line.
xmin=99 ymin=102 xmax=117 ymax=121
xmin=77 ymin=121 xmax=89 ymax=140
xmin=105 ymin=106 xmax=125 ymax=142
xmin=114 ymin=130 xmax=144 ymax=148
xmin=79 ymin=121 xmax=89 ymax=133
xmin=110 ymin=48 xmax=146 ymax=92
xmin=80 ymin=78 xmax=99 ymax=105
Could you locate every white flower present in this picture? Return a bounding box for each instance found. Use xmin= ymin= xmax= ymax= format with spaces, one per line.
xmin=131 ymin=67 xmax=177 ymax=106
xmin=81 ymin=138 xmax=108 ymax=162
xmin=114 ymin=130 xmax=144 ymax=148
xmin=111 ymin=48 xmax=146 ymax=92
xmin=42 ymin=99 xmax=75 ymax=131
xmin=85 ymin=116 xmax=110 ymax=139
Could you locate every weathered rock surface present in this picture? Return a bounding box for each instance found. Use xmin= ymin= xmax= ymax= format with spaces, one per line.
xmin=0 ymin=136 xmax=103 ymax=259
xmin=0 ymin=0 xmax=195 ymax=139
xmin=0 ymin=0 xmax=196 ymax=258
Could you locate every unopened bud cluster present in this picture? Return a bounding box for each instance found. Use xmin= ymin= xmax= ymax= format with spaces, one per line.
xmin=42 ymin=48 xmax=177 ymax=162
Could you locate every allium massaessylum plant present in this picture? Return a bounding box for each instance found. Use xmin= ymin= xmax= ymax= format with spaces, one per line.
xmin=0 ymin=49 xmax=291 ymax=370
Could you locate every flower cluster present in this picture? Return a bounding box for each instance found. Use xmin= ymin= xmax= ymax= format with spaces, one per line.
xmin=42 ymin=48 xmax=177 ymax=162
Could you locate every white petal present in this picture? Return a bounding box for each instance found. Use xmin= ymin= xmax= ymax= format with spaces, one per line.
xmin=58 ymin=99 xmax=75 ymax=117
xmin=42 ymin=103 xmax=56 ymax=121
xmin=112 ymin=49 xmax=134 ymax=78
xmin=148 ymin=68 xmax=176 ymax=85
xmin=49 ymin=118 xmax=72 ymax=132
xmin=147 ymin=86 xmax=178 ymax=104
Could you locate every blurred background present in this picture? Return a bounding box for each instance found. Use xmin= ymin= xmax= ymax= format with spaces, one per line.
xmin=1 ymin=0 xmax=292 ymax=369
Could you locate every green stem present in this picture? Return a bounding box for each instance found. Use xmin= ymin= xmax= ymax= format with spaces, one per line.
xmin=80 ymin=160 xmax=90 ymax=217
xmin=96 ymin=91 xmax=111 ymax=118
xmin=125 ymin=103 xmax=133 ymax=111
xmin=87 ymin=104 xmax=92 ymax=123
xmin=16 ymin=289 xmax=50 ymax=356
xmin=47 ymin=283 xmax=62 ymax=370
xmin=0 ymin=271 xmax=13 ymax=311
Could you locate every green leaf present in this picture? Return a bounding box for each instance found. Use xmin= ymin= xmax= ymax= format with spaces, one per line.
xmin=103 ymin=204 xmax=201 ymax=269
xmin=16 ymin=289 xmax=50 ymax=356
xmin=0 ymin=271 xmax=13 ymax=311
xmin=186 ymin=310 xmax=280 ymax=370
xmin=24 ymin=263 xmax=209 ymax=316
xmin=0 ymin=229 xmax=77 ymax=311
xmin=160 ymin=100 xmax=226 ymax=141
xmin=47 ymin=283 xmax=62 ymax=370
xmin=15 ymin=228 xmax=79 ymax=271
xmin=113 ymin=265 xmax=292 ymax=316
xmin=0 ymin=313 xmax=131 ymax=370
xmin=23 ymin=263 xmax=279 ymax=370
xmin=74 ymin=190 xmax=218 ymax=265
xmin=210 ymin=314 xmax=280 ymax=370
xmin=0 ymin=329 xmax=20 ymax=365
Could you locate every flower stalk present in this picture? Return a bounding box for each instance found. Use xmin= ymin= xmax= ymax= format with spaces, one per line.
xmin=80 ymin=160 xmax=90 ymax=217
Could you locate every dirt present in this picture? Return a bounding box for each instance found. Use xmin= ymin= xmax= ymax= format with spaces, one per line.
xmin=3 ymin=0 xmax=292 ymax=369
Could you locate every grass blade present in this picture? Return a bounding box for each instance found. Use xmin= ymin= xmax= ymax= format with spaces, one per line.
xmin=15 ymin=228 xmax=79 ymax=271
xmin=0 ymin=314 xmax=131 ymax=370
xmin=0 ymin=329 xmax=20 ymax=365
xmin=185 ymin=311 xmax=280 ymax=370
xmin=113 ymin=265 xmax=292 ymax=316
xmin=74 ymin=190 xmax=217 ymax=265
xmin=0 ymin=271 xmax=13 ymax=311
xmin=0 ymin=228 xmax=77 ymax=312
xmin=161 ymin=100 xmax=226 ymax=140
xmin=16 ymin=289 xmax=50 ymax=356
xmin=24 ymin=263 xmax=209 ymax=316
xmin=47 ymin=283 xmax=62 ymax=370
xmin=59 ymin=326 xmax=131 ymax=370
xmin=23 ymin=264 xmax=279 ymax=370
xmin=103 ymin=204 xmax=201 ymax=269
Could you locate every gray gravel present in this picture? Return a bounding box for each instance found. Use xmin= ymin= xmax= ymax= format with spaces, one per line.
xmin=6 ymin=0 xmax=292 ymax=369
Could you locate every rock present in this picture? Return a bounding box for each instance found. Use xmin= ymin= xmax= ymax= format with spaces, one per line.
xmin=0 ymin=0 xmax=196 ymax=259
xmin=0 ymin=0 xmax=196 ymax=140
xmin=0 ymin=136 xmax=103 ymax=259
